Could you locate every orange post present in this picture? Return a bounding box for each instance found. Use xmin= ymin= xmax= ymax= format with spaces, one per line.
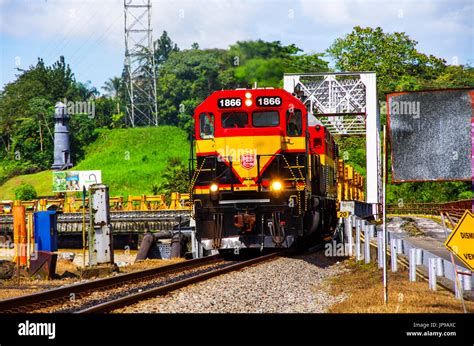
xmin=26 ymin=212 xmax=34 ymax=268
xmin=13 ymin=202 xmax=27 ymax=266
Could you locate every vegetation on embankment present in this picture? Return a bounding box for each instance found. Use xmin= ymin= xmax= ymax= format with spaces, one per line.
xmin=0 ymin=126 xmax=189 ymax=199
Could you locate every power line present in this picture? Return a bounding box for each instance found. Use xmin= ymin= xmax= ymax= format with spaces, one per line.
xmin=41 ymin=1 xmax=112 ymax=65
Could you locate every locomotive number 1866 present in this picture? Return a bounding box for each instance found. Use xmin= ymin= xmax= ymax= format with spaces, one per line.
xmin=256 ymin=96 xmax=282 ymax=107
xmin=218 ymin=98 xmax=242 ymax=108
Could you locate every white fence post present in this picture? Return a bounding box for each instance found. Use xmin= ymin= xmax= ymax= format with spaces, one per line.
xmin=461 ymin=270 xmax=472 ymax=291
xmin=390 ymin=239 xmax=398 ymax=272
xmin=409 ymin=248 xmax=417 ymax=282
xmin=377 ymin=231 xmax=383 ymax=269
xmin=344 ymin=217 xmax=353 ymax=257
xmin=364 ymin=224 xmax=371 ymax=264
xmin=429 ymin=258 xmax=437 ymax=290
xmin=355 ymin=219 xmax=362 ymax=261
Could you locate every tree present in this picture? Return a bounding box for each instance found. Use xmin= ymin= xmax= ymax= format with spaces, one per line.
xmin=152 ymin=157 xmax=189 ymax=198
xmin=102 ymin=77 xmax=122 ymax=98
xmin=155 ymin=47 xmax=235 ymax=131
xmin=14 ymin=183 xmax=37 ymax=201
xmin=102 ymin=77 xmax=123 ymax=115
xmin=430 ymin=65 xmax=474 ymax=88
xmin=154 ymin=31 xmax=179 ymax=66
xmin=327 ymin=26 xmax=447 ymax=97
xmin=229 ymin=40 xmax=329 ymax=87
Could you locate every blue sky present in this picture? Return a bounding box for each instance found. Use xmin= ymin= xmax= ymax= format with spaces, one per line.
xmin=0 ymin=0 xmax=472 ymax=93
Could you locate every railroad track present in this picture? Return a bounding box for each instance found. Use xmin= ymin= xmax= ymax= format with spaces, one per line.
xmin=0 ymin=254 xmax=221 ymax=313
xmin=77 ymin=252 xmax=282 ymax=313
xmin=0 ymin=251 xmax=283 ymax=313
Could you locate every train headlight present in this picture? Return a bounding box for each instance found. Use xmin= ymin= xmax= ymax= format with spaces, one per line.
xmin=210 ymin=183 xmax=219 ymax=193
xmin=245 ymin=92 xmax=252 ymax=99
xmin=245 ymin=99 xmax=253 ymax=107
xmin=271 ymin=180 xmax=282 ymax=192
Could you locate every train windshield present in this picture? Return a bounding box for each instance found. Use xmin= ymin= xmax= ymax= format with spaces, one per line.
xmin=286 ymin=109 xmax=302 ymax=136
xmin=221 ymin=112 xmax=248 ymax=128
xmin=199 ymin=112 xmax=214 ymax=139
xmin=252 ymin=111 xmax=280 ymax=127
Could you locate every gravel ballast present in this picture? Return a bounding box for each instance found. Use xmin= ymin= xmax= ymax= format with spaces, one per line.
xmin=117 ymin=252 xmax=348 ymax=313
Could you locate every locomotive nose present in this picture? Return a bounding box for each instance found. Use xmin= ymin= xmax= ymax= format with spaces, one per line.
xmin=223 ymin=134 xmax=284 ymax=182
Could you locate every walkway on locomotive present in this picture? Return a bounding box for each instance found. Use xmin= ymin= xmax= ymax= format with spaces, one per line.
xmin=191 ymin=88 xmax=337 ymax=198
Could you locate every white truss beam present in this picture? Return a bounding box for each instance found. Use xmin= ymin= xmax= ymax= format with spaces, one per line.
xmin=284 ymin=72 xmax=381 ymax=206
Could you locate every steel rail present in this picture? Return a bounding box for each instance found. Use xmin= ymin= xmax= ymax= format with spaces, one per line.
xmin=76 ymin=251 xmax=283 ymax=313
xmin=0 ymin=254 xmax=221 ymax=313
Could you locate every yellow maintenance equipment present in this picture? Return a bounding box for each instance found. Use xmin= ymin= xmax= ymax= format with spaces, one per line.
xmin=1 ymin=192 xmax=190 ymax=214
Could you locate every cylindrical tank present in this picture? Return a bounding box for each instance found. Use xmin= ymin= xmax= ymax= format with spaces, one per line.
xmin=51 ymin=101 xmax=73 ymax=170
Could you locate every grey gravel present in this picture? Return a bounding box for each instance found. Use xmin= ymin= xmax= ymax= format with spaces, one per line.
xmin=31 ymin=261 xmax=228 ymax=313
xmin=117 ymin=252 xmax=348 ymax=313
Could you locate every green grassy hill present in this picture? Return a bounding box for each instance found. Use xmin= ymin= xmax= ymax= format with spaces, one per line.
xmin=0 ymin=126 xmax=190 ymax=200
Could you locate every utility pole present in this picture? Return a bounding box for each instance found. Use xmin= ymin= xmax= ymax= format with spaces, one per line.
xmin=124 ymin=0 xmax=158 ymax=127
xmin=383 ymin=125 xmax=388 ymax=304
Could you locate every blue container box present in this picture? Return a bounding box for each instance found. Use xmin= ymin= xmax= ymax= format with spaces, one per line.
xmin=34 ymin=211 xmax=58 ymax=252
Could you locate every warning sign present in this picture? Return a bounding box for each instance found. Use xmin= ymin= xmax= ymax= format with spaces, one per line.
xmin=444 ymin=210 xmax=474 ymax=271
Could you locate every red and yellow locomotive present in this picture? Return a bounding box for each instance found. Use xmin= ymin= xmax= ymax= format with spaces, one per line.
xmin=190 ymin=88 xmax=338 ymax=253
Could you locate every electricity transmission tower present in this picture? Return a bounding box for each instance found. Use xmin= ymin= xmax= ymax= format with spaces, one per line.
xmin=124 ymin=0 xmax=158 ymax=127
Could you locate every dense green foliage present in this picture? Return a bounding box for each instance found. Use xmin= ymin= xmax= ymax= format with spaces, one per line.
xmin=152 ymin=157 xmax=190 ymax=202
xmin=14 ymin=183 xmax=37 ymax=201
xmin=153 ymin=36 xmax=328 ymax=132
xmin=229 ymin=40 xmax=329 ymax=86
xmin=1 ymin=27 xmax=472 ymax=203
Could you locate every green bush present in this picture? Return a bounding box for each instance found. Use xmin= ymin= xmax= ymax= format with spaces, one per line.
xmin=14 ymin=183 xmax=37 ymax=201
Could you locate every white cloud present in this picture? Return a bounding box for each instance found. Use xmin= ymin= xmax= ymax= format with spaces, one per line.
xmin=0 ymin=0 xmax=472 ymax=69
xmin=299 ymin=0 xmax=473 ymax=63
xmin=1 ymin=0 xmax=123 ymax=42
xmin=299 ymin=0 xmax=472 ymax=34
xmin=0 ymin=0 xmax=270 ymax=50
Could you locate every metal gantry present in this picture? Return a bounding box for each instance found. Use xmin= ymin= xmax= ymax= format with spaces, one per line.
xmin=124 ymin=0 xmax=158 ymax=127
xmin=284 ymin=72 xmax=370 ymax=135
xmin=283 ymin=72 xmax=381 ymax=206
